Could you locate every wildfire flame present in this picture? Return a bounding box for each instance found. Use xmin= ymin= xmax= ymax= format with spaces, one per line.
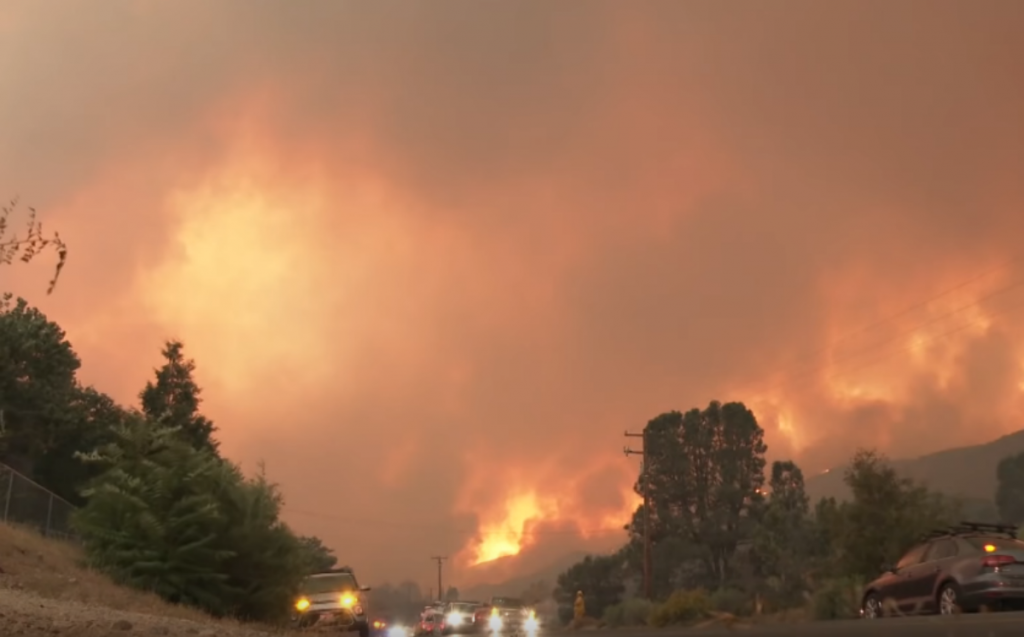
xmin=472 ymin=493 xmax=547 ymax=565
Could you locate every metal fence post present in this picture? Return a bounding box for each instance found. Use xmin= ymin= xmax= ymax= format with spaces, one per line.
xmin=2 ymin=467 xmax=12 ymax=522
xmin=45 ymin=492 xmax=54 ymax=536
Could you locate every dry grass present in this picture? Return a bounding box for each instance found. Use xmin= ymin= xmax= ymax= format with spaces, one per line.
xmin=0 ymin=522 xmax=286 ymax=636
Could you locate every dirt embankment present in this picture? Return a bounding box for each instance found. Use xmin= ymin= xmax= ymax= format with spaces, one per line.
xmin=0 ymin=523 xmax=287 ymax=637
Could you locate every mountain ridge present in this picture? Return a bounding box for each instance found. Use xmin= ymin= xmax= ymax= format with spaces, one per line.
xmin=804 ymin=428 xmax=1024 ymax=505
xmin=459 ymin=550 xmax=591 ymax=602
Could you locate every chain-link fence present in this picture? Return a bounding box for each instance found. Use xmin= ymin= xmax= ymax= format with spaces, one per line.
xmin=0 ymin=462 xmax=78 ymax=541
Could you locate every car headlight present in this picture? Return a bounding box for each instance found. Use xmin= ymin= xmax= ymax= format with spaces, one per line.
xmin=524 ymin=617 xmax=539 ymax=631
xmin=388 ymin=627 xmax=408 ymax=637
xmin=341 ymin=593 xmax=357 ymax=608
xmin=447 ymin=612 xmax=464 ymax=625
xmin=296 ymin=598 xmax=311 ymax=611
xmin=488 ymin=616 xmax=502 ymax=630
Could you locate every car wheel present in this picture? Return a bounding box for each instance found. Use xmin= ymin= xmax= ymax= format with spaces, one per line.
xmin=938 ymin=582 xmax=961 ymax=615
xmin=862 ymin=593 xmax=882 ymax=619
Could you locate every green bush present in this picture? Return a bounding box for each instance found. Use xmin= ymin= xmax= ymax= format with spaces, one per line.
xmin=810 ymin=577 xmax=862 ymax=621
xmin=602 ymin=597 xmax=653 ymax=627
xmin=649 ymin=589 xmax=712 ymax=627
xmin=710 ymin=588 xmax=752 ymax=616
xmin=72 ymin=418 xmax=309 ymax=623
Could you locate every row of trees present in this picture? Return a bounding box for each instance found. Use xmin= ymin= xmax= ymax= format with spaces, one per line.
xmin=553 ymin=401 xmax=1019 ymax=624
xmin=0 ymin=293 xmax=339 ymax=622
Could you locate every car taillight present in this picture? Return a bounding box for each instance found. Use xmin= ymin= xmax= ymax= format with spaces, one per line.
xmin=982 ymin=554 xmax=1016 ymax=567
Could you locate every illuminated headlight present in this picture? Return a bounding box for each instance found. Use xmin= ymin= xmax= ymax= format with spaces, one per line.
xmin=524 ymin=617 xmax=539 ymax=632
xmin=341 ymin=594 xmax=357 ymax=608
xmin=388 ymin=627 xmax=408 ymax=637
xmin=488 ymin=616 xmax=503 ymax=631
xmin=295 ymin=598 xmax=311 ymax=611
xmin=447 ymin=613 xmax=464 ymax=626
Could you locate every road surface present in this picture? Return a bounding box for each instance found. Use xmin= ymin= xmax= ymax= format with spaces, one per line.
xmin=546 ymin=611 xmax=1024 ymax=636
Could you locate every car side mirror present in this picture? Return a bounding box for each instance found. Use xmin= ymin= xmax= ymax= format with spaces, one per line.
xmin=360 ymin=585 xmax=372 ymax=592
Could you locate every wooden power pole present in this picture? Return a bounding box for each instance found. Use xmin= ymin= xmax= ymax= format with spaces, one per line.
xmin=431 ymin=555 xmax=447 ymax=601
xmin=624 ymin=430 xmax=652 ymax=600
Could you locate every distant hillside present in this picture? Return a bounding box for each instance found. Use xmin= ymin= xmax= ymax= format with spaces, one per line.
xmin=459 ymin=550 xmax=589 ymax=602
xmin=804 ymin=428 xmax=1024 ymax=507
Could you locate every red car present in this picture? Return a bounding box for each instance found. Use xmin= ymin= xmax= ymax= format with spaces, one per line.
xmin=417 ymin=609 xmax=444 ymax=635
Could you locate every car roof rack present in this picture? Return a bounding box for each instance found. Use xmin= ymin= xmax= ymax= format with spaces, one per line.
xmin=923 ymin=521 xmax=1018 ymax=541
xmin=310 ymin=566 xmax=354 ymax=575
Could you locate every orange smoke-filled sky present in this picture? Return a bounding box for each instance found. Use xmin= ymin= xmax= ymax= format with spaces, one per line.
xmin=3 ymin=0 xmax=1024 ymax=588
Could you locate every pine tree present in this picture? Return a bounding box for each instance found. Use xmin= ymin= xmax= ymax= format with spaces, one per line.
xmin=140 ymin=340 xmax=219 ymax=453
xmin=73 ymin=416 xmax=237 ymax=615
xmin=74 ymin=416 xmax=312 ymax=622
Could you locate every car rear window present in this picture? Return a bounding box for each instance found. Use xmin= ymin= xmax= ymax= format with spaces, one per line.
xmin=492 ymin=598 xmax=524 ymax=608
xmin=964 ymin=537 xmax=1024 ymax=552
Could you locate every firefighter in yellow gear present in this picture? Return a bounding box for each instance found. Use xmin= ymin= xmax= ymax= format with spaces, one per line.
xmin=573 ymin=590 xmax=585 ymax=621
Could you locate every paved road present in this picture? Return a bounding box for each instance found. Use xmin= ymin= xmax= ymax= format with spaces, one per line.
xmin=546 ymin=611 xmax=1024 ymax=636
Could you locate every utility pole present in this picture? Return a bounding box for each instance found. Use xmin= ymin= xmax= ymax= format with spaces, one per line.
xmin=431 ymin=556 xmax=447 ymax=602
xmin=624 ymin=430 xmax=652 ymax=600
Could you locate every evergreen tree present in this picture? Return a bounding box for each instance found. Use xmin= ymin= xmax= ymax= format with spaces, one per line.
xmin=73 ymin=416 xmax=237 ymax=614
xmin=140 ymin=340 xmax=219 ymax=453
xmin=74 ymin=415 xmax=311 ymax=622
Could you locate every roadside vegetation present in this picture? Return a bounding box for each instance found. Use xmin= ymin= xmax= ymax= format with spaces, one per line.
xmin=0 ymin=204 xmax=337 ymax=627
xmin=553 ymin=402 xmax=1024 ymax=627
xmin=7 ymin=204 xmax=1024 ymax=630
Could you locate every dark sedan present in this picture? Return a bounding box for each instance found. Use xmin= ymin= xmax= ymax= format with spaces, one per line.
xmin=861 ymin=522 xmax=1024 ymax=617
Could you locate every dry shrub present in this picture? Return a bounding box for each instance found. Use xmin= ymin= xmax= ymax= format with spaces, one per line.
xmin=602 ymin=598 xmax=653 ymax=627
xmin=649 ymin=589 xmax=712 ymax=627
xmin=809 ymin=577 xmax=862 ymax=620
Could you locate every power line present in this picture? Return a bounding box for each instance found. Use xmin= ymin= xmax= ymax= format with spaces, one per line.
xmin=745 ymin=274 xmax=1024 ymax=400
xmin=431 ymin=556 xmax=447 ymax=601
xmin=762 ymin=293 xmax=1024 ymax=401
xmin=623 ymin=431 xmax=651 ymax=601
xmin=773 ymin=254 xmax=1024 ymax=375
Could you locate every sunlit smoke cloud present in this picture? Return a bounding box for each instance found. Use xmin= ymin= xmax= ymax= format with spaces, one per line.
xmin=1 ymin=0 xmax=1023 ymax=586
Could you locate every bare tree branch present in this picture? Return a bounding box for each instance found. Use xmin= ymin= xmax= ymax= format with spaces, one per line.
xmin=0 ymin=196 xmax=68 ymax=294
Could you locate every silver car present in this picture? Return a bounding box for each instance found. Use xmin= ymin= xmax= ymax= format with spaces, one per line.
xmin=292 ymin=568 xmax=373 ymax=635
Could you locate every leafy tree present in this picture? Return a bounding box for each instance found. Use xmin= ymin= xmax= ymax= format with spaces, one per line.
xmin=834 ymin=450 xmax=959 ymax=579
xmin=0 ymin=295 xmax=127 ymax=504
xmin=216 ymin=466 xmax=308 ymax=622
xmin=298 ymin=535 xmax=339 ymax=573
xmin=140 ymin=340 xmax=219 ymax=453
xmin=750 ymin=460 xmax=812 ymax=605
xmin=34 ymin=386 xmax=128 ymax=505
xmin=809 ymin=496 xmax=845 ymax=570
xmin=638 ymin=402 xmax=767 ymax=588
xmin=0 ymin=295 xmax=81 ymax=472
xmin=554 ymin=554 xmax=626 ymax=620
xmin=995 ymin=452 xmax=1024 ymax=524
xmin=0 ymin=197 xmax=67 ymax=294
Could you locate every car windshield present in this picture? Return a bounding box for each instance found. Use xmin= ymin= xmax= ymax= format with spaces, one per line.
xmin=450 ymin=603 xmax=477 ymax=612
xmin=492 ymin=598 xmax=523 ymax=609
xmin=965 ymin=537 xmax=1024 ymax=552
xmin=301 ymin=573 xmax=358 ymax=595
